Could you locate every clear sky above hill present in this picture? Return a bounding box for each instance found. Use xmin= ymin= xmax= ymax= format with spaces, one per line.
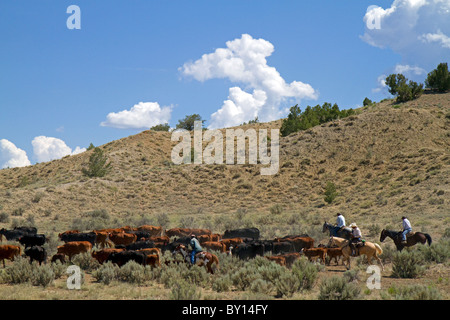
xmin=1 ymin=0 xmax=449 ymax=168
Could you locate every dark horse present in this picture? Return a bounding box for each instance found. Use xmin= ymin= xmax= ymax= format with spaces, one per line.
xmin=322 ymin=221 xmax=352 ymax=240
xmin=380 ymin=229 xmax=432 ymax=251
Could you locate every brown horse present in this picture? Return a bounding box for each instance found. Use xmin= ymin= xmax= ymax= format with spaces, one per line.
xmin=172 ymin=244 xmax=219 ymax=274
xmin=328 ymin=236 xmax=384 ymax=271
xmin=380 ymin=229 xmax=432 ymax=251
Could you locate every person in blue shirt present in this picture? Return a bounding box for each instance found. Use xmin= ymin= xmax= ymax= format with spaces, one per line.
xmin=334 ymin=213 xmax=346 ymax=236
xmin=189 ymin=235 xmax=203 ymax=265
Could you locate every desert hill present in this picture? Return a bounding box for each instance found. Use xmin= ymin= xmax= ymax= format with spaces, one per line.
xmin=0 ymin=92 xmax=449 ymax=243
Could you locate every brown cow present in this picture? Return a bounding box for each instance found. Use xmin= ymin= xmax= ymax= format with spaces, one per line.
xmin=145 ymin=254 xmax=161 ymax=267
xmin=202 ymin=241 xmax=226 ymax=253
xmin=57 ymin=241 xmax=92 ymax=261
xmin=265 ymin=255 xmax=286 ymax=267
xmin=138 ymin=248 xmax=161 ymax=256
xmin=137 ymin=225 xmax=163 ymax=237
xmin=92 ymin=248 xmax=124 ymax=264
xmin=220 ymin=237 xmax=244 ymax=250
xmin=92 ymin=231 xmax=112 ymax=249
xmin=279 ymin=252 xmax=301 ymax=268
xmin=0 ymin=245 xmax=21 ymax=267
xmin=198 ymin=234 xmax=221 ymax=243
xmin=58 ymin=230 xmax=80 ymax=239
xmin=148 ymin=236 xmax=170 ymax=245
xmin=275 ymin=236 xmax=314 ymax=251
xmin=326 ymin=247 xmax=343 ymax=266
xmin=301 ymin=247 xmax=327 ymax=264
xmin=109 ymin=232 xmax=137 ymax=246
xmin=165 ymin=228 xmax=211 ymax=238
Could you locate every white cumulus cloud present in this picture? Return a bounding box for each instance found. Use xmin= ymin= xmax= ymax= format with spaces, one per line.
xmin=100 ymin=102 xmax=173 ymax=130
xmin=0 ymin=139 xmax=31 ymax=169
xmin=361 ymin=0 xmax=450 ymax=68
xmin=180 ymin=34 xmax=318 ymax=129
xmin=32 ymin=136 xmax=86 ymax=163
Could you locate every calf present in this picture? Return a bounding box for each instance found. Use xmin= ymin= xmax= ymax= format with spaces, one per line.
xmin=301 ymin=247 xmax=327 ymax=264
xmin=51 ymin=253 xmax=66 ymax=264
xmin=145 ymin=254 xmax=161 ymax=267
xmin=326 ymin=247 xmax=343 ymax=266
xmin=25 ymin=246 xmax=47 ymax=265
xmin=265 ymin=255 xmax=286 ymax=267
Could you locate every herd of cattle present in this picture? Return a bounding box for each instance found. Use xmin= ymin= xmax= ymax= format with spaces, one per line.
xmin=0 ymin=225 xmax=344 ymax=271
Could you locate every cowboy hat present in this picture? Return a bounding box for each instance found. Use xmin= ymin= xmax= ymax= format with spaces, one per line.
xmin=350 ymin=223 xmax=357 ymax=228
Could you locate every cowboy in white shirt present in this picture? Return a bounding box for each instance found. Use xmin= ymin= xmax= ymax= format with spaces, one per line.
xmin=401 ymin=216 xmax=412 ymax=244
xmin=349 ymin=223 xmax=362 ymax=256
xmin=333 ymin=213 xmax=346 ymax=236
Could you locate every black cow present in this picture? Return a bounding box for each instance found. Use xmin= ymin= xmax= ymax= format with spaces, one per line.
xmin=14 ymin=226 xmax=37 ymax=235
xmin=127 ymin=230 xmax=151 ymax=240
xmin=223 ymin=228 xmax=260 ymax=240
xmin=106 ymin=250 xmax=146 ymax=267
xmin=25 ymin=246 xmax=47 ymax=265
xmin=18 ymin=234 xmax=47 ymax=248
xmin=125 ymin=240 xmax=155 ymax=251
xmin=232 ymin=241 xmax=265 ymax=260
xmin=59 ymin=232 xmax=97 ymax=246
xmin=0 ymin=228 xmax=29 ymax=241
xmin=272 ymin=241 xmax=295 ymax=254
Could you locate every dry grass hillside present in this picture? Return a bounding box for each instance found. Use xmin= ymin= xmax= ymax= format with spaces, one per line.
xmin=0 ymin=92 xmax=449 ymax=243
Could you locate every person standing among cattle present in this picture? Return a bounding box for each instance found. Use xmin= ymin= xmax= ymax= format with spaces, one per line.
xmin=189 ymin=235 xmax=203 ymax=265
xmin=401 ymin=216 xmax=412 ymax=245
xmin=349 ymin=223 xmax=362 ymax=256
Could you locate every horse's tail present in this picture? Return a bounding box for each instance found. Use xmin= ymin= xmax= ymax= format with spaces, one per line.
xmin=425 ymin=233 xmax=432 ymax=246
xmin=374 ymin=243 xmax=383 ymax=255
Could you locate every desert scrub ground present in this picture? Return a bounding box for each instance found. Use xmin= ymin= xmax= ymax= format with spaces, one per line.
xmin=0 ymin=239 xmax=448 ymax=300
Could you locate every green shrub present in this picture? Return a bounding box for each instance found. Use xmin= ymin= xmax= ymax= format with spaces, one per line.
xmin=417 ymin=239 xmax=450 ymax=264
xmin=72 ymin=252 xmax=99 ymax=272
xmin=31 ymin=264 xmax=54 ymax=287
xmin=291 ymin=257 xmax=318 ymax=290
xmin=425 ymin=62 xmax=450 ymax=92
xmin=250 ymin=278 xmax=274 ymax=295
xmin=117 ymin=261 xmax=149 ymax=284
xmin=212 ymin=275 xmax=232 ymax=293
xmin=170 ymin=279 xmax=202 ymax=300
xmin=385 ymin=284 xmax=442 ymax=300
xmin=391 ymin=250 xmax=425 ymax=278
xmin=92 ymin=262 xmax=119 ymax=285
xmin=1 ymin=257 xmax=33 ymax=284
xmin=385 ymin=74 xmax=423 ymax=102
xmin=324 ymin=181 xmax=338 ymax=204
xmin=318 ymin=275 xmax=361 ymax=300
xmin=82 ymin=147 xmax=111 ymax=178
xmin=231 ymin=266 xmax=260 ymax=291
xmin=275 ymin=272 xmax=300 ymax=298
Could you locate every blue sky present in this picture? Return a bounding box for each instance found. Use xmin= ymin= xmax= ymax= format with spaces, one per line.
xmin=1 ymin=0 xmax=449 ymax=168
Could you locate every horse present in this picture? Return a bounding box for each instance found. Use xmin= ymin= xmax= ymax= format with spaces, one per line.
xmin=328 ymin=236 xmax=384 ymax=271
xmin=172 ymin=244 xmax=219 ymax=274
xmin=380 ymin=229 xmax=432 ymax=251
xmin=322 ymin=221 xmax=352 ymax=240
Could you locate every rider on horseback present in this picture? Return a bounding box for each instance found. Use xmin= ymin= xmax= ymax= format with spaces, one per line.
xmin=335 ymin=213 xmax=346 ymax=236
xmin=349 ymin=223 xmax=362 ymax=256
xmin=189 ymin=234 xmax=203 ymax=265
xmin=401 ymin=216 xmax=412 ymax=245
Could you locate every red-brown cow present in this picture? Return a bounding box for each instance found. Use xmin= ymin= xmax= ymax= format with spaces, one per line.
xmin=137 ymin=225 xmax=163 ymax=237
xmin=202 ymin=241 xmax=226 ymax=253
xmin=165 ymin=228 xmax=211 ymax=238
xmin=57 ymin=241 xmax=92 ymax=261
xmin=0 ymin=245 xmax=21 ymax=267
xmin=301 ymin=247 xmax=327 ymax=264
xmin=109 ymin=232 xmax=137 ymax=246
xmin=220 ymin=237 xmax=244 ymax=250
xmin=265 ymin=255 xmax=286 ymax=267
xmin=92 ymin=248 xmax=124 ymax=264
